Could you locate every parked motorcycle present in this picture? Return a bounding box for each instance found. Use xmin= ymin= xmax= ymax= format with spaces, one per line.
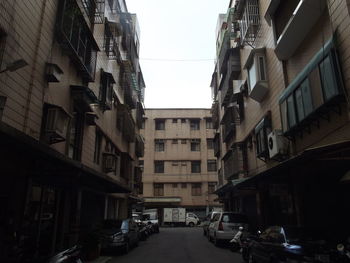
xmin=335 ymin=237 xmax=350 ymax=263
xmin=47 ymin=245 xmax=83 ymax=263
xmin=230 ymin=226 xmax=244 ymax=252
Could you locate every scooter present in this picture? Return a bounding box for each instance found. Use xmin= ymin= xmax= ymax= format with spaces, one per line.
xmin=335 ymin=237 xmax=350 ymax=263
xmin=230 ymin=226 xmax=244 ymax=252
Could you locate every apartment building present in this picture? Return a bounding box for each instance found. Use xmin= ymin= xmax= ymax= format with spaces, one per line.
xmin=141 ymin=109 xmax=222 ymax=220
xmin=212 ymin=0 xmax=350 ymax=233
xmin=0 ymin=0 xmax=144 ymax=260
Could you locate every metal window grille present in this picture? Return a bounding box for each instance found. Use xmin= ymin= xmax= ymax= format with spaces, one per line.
xmin=239 ymin=0 xmax=260 ymax=45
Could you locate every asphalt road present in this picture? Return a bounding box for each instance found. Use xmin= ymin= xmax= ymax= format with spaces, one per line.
xmin=109 ymin=227 xmax=243 ymax=263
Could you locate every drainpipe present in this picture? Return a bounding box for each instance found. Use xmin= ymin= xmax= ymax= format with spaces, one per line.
xmin=22 ymin=0 xmax=48 ymax=135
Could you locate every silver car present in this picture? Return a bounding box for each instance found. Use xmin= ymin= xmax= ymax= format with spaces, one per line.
xmin=208 ymin=212 xmax=249 ymax=246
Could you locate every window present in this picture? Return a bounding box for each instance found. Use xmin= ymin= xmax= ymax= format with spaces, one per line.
xmin=246 ymin=49 xmax=268 ymax=102
xmin=57 ymin=0 xmax=98 ymax=80
xmin=207 ymin=139 xmax=214 ymax=150
xmin=155 ymin=139 xmax=165 ymax=152
xmin=104 ymin=19 xmax=119 ymax=59
xmin=99 ymin=71 xmax=115 ymax=110
xmin=206 ymin=118 xmax=213 ymax=129
xmin=141 ymin=119 xmax=145 ymax=129
xmin=155 ymin=119 xmax=165 ymax=130
xmin=191 ymin=183 xmax=202 ymax=196
xmin=68 ymin=108 xmax=84 ymax=161
xmin=191 ymin=161 xmax=201 ymax=173
xmin=207 ymin=160 xmax=217 ymax=172
xmin=172 ymin=139 xmax=178 ymax=144
xmin=172 ymin=118 xmax=178 ymax=123
xmin=208 ymin=182 xmax=216 ymax=194
xmin=190 ymin=139 xmax=200 ymax=151
xmin=154 ymin=161 xmax=164 ymax=173
xmin=181 ymin=162 xmax=187 ymax=166
xmin=255 ymin=117 xmax=271 ymax=159
xmin=172 ymin=161 xmax=179 ymax=166
xmin=181 ymin=118 xmax=186 ymax=123
xmin=190 ymin=119 xmax=200 ymax=130
xmin=93 ymin=130 xmax=102 ymax=164
xmin=239 ymin=0 xmax=260 ymax=44
xmin=154 ymin=183 xmax=164 ymax=196
xmin=181 ymin=183 xmax=187 ymax=188
xmin=319 ymin=55 xmax=339 ymax=101
xmin=172 ymin=183 xmax=178 ymax=188
xmin=139 ymin=160 xmax=144 ymax=172
xmin=181 ymin=139 xmax=187 ymax=144
xmin=295 ymin=79 xmax=313 ymax=122
xmin=0 ymin=29 xmax=6 ymax=69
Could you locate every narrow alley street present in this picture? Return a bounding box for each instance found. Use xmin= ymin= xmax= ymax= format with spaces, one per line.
xmin=109 ymin=227 xmax=241 ymax=263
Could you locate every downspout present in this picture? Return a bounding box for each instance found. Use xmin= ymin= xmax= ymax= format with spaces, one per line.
xmin=22 ymin=0 xmax=48 ymax=135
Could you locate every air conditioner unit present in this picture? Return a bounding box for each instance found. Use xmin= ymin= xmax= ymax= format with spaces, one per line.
xmin=103 ymin=152 xmax=117 ymax=173
xmin=267 ymin=130 xmax=289 ymax=159
xmin=44 ymin=106 xmax=71 ymax=144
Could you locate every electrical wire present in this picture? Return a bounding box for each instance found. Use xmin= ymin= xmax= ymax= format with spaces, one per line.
xmin=140 ymin=58 xmax=215 ymax=62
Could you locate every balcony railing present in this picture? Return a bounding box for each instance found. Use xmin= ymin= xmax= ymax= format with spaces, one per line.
xmin=135 ymin=134 xmax=145 ymax=157
xmin=211 ymin=101 xmax=220 ymax=130
xmin=104 ymin=19 xmax=122 ymax=60
xmin=221 ymin=106 xmax=238 ymax=142
xmin=213 ymin=132 xmax=221 ymax=157
xmin=56 ymin=0 xmax=99 ymax=81
xmin=222 ymin=145 xmax=246 ymax=180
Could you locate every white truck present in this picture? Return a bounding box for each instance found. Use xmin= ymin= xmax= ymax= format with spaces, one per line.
xmin=163 ymin=208 xmax=200 ymax=227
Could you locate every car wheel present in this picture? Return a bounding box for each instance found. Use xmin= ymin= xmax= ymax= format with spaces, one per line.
xmin=123 ymin=241 xmax=130 ymax=254
xmin=213 ymin=234 xmax=220 ymax=247
xmin=188 ymin=222 xmax=195 ymax=227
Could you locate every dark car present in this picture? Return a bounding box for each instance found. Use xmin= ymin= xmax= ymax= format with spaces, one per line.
xmin=246 ymin=226 xmax=331 ymax=263
xmin=97 ymin=219 xmax=139 ymax=254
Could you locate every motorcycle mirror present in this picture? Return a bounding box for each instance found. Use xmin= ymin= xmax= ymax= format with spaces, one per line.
xmin=337 ymin=244 xmax=345 ymax=252
xmin=257 ymin=230 xmax=262 ymax=235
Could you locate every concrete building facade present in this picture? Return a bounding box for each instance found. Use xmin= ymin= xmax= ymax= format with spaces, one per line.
xmin=141 ymin=109 xmax=222 ymax=220
xmin=0 ymin=0 xmax=145 ymax=261
xmin=212 ymin=0 xmax=350 ymax=235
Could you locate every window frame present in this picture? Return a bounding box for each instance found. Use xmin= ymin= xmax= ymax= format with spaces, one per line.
xmin=207 ymin=139 xmax=214 ymax=150
xmin=206 ymin=118 xmax=213 ymax=129
xmin=208 ymin=182 xmax=216 ymax=194
xmin=191 ymin=161 xmax=201 ymax=173
xmin=190 ymin=119 xmax=200 ymax=130
xmin=154 ymin=183 xmax=164 ymax=196
xmin=155 ymin=139 xmax=165 ymax=152
xmin=207 ymin=160 xmax=217 ymax=172
xmin=155 ymin=119 xmax=165 ymax=130
xmin=190 ymin=139 xmax=201 ymax=151
xmin=154 ymin=161 xmax=164 ymax=173
xmin=191 ymin=183 xmax=202 ymax=196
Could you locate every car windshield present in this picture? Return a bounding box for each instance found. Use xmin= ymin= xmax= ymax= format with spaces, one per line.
xmin=102 ymin=220 xmax=123 ymax=229
xmin=221 ymin=213 xmax=248 ymax=223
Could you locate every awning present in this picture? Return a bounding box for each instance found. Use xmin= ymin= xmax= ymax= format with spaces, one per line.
xmin=278 ymin=37 xmax=335 ymax=104
xmin=0 ymin=122 xmax=131 ymax=193
xmin=143 ymin=197 xmax=181 ymax=203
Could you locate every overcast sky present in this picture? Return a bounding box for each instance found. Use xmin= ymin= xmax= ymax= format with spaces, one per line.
xmin=126 ymin=0 xmax=229 ymax=108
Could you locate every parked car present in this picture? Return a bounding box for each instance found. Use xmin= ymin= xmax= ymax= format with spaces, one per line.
xmin=97 ymin=219 xmax=139 ymax=254
xmin=246 ymin=226 xmax=332 ymax=263
xmin=208 ymin=212 xmax=249 ymax=246
xmin=47 ymin=245 xmax=83 ymax=263
xmin=202 ymin=211 xmax=220 ymax=236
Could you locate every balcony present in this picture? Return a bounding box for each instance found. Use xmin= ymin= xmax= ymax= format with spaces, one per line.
xmin=219 ymin=47 xmax=241 ymax=95
xmin=221 ymin=79 xmax=243 ymax=107
xmin=135 ymin=102 xmax=144 ymax=129
xmin=220 ymin=106 xmax=239 ymax=142
xmin=122 ymin=71 xmax=137 ymax=109
xmin=117 ymin=104 xmax=136 ymax=143
xmin=135 ymin=134 xmax=145 ymax=157
xmin=272 ymin=0 xmax=327 ymax=60
xmin=56 ymin=0 xmax=99 ymax=82
xmin=82 ymin=0 xmax=105 ymax=24
xmin=213 ymin=132 xmax=221 ymax=157
xmin=211 ymin=101 xmax=220 ymax=130
xmin=234 ymin=0 xmax=260 ymax=45
xmin=120 ymin=152 xmax=133 ymax=182
xmin=70 ymin=85 xmax=98 ymax=112
xmin=104 ymin=19 xmax=122 ymax=60
xmin=222 ymin=145 xmax=247 ymax=180
xmin=120 ymin=13 xmax=139 ymax=72
xmin=278 ymin=38 xmax=345 ymax=136
xmin=210 ymin=70 xmax=218 ymax=100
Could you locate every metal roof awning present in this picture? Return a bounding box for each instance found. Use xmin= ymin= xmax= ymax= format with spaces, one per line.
xmin=0 ymin=122 xmax=131 ymax=193
xmin=143 ymin=197 xmax=181 ymax=203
